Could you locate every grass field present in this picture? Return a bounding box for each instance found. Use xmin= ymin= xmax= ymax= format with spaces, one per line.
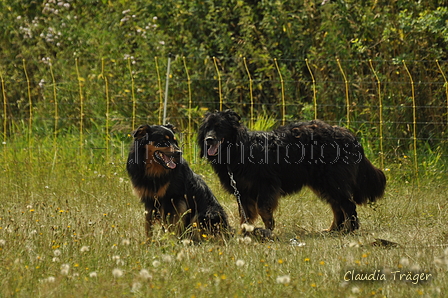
xmin=1 ymin=136 xmax=447 ymax=298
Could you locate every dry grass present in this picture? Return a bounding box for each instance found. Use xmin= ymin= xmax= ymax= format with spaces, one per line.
xmin=1 ymin=140 xmax=447 ymax=297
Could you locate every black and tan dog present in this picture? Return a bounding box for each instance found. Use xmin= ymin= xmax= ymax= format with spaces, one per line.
xmin=127 ymin=124 xmax=230 ymax=240
xmin=198 ymin=110 xmax=386 ymax=237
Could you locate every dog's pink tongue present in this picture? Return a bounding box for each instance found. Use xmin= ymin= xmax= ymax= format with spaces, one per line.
xmin=207 ymin=144 xmax=219 ymax=156
xmin=162 ymin=154 xmax=177 ymax=169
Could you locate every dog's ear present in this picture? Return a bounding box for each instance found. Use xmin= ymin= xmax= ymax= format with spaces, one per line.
xmin=223 ymin=109 xmax=241 ymax=122
xmin=291 ymin=127 xmax=302 ymax=138
xmin=132 ymin=125 xmax=151 ymax=139
xmin=163 ymin=123 xmax=176 ymax=133
xmin=203 ymin=111 xmax=214 ymax=119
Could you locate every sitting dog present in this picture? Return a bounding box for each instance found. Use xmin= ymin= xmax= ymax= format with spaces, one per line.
xmin=127 ymin=124 xmax=230 ymax=240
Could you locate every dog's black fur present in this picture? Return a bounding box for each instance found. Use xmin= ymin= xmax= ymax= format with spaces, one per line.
xmin=127 ymin=124 xmax=230 ymax=239
xmin=198 ymin=110 xmax=386 ymax=236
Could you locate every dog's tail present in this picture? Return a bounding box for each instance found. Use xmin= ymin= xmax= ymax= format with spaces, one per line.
xmin=353 ymin=156 xmax=386 ymax=204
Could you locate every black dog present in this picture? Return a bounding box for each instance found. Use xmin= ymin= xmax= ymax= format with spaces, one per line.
xmin=198 ymin=110 xmax=386 ymax=236
xmin=127 ymin=124 xmax=230 ymax=240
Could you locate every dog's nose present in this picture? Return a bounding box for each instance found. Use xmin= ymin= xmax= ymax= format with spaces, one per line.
xmin=205 ymin=136 xmax=216 ymax=145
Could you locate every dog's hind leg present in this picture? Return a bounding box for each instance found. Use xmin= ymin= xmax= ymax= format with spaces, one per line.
xmin=339 ymin=199 xmax=359 ymax=232
xmin=327 ymin=199 xmax=359 ymax=232
xmin=327 ymin=202 xmax=345 ymax=231
xmin=257 ymin=195 xmax=279 ymax=231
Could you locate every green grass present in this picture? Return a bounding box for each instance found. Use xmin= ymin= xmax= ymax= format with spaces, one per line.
xmin=1 ymin=136 xmax=448 ymax=297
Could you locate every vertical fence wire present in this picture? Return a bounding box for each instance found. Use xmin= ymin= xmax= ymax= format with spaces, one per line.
xmin=336 ymin=58 xmax=350 ymax=129
xmin=22 ymin=59 xmax=33 ymax=160
xmin=101 ymin=58 xmax=110 ymax=163
xmin=243 ymin=57 xmax=254 ymax=128
xmin=213 ymin=57 xmax=223 ymax=111
xmin=1 ymin=58 xmax=446 ymax=180
xmin=75 ymin=58 xmax=84 ymax=156
xmin=274 ymin=58 xmax=286 ymax=125
xmin=49 ymin=59 xmax=58 ymax=147
xmin=1 ymin=69 xmax=6 ymax=145
xmin=369 ymin=59 xmax=384 ymax=169
xmin=402 ymin=60 xmax=419 ymax=186
xmin=305 ymin=59 xmax=317 ymax=120
xmin=127 ymin=58 xmax=136 ymax=130
xmin=436 ymin=60 xmax=448 ymax=127
xmin=183 ymin=56 xmax=192 ymax=149
xmin=162 ymin=55 xmax=172 ymax=126
xmin=155 ymin=57 xmax=163 ymax=125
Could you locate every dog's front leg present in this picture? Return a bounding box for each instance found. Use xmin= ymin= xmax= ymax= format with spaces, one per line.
xmin=144 ymin=208 xmax=159 ymax=241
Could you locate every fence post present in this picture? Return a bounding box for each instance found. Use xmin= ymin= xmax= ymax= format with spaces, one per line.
xmin=336 ymin=58 xmax=350 ymax=129
xmin=23 ymin=59 xmax=33 ymax=160
xmin=305 ymin=59 xmax=317 ymax=120
xmin=183 ymin=56 xmax=192 ymax=151
xmin=1 ymin=69 xmax=6 ymax=145
xmin=436 ymin=60 xmax=448 ymax=128
xmin=213 ymin=57 xmax=223 ymax=111
xmin=155 ymin=57 xmax=164 ymax=125
xmin=101 ymin=58 xmax=110 ymax=163
xmin=243 ymin=57 xmax=254 ymax=128
xmin=274 ymin=58 xmax=286 ymax=125
xmin=368 ymin=59 xmax=384 ymax=170
xmin=75 ymin=58 xmax=84 ymax=156
xmin=402 ymin=60 xmax=418 ymax=186
xmin=49 ymin=59 xmax=58 ymax=148
xmin=127 ymin=58 xmax=136 ymax=130
xmin=162 ymin=54 xmax=172 ymax=126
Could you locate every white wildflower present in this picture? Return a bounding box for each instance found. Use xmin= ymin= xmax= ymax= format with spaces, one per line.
xmin=181 ymin=239 xmax=193 ymax=246
xmin=139 ymin=269 xmax=152 ymax=280
xmin=276 ymin=275 xmax=291 ymax=284
xmin=131 ymin=282 xmax=142 ymax=293
xmin=237 ymin=236 xmax=252 ymax=245
xmin=399 ymin=257 xmax=409 ymax=267
xmin=152 ymin=260 xmax=161 ymax=267
xmin=241 ymin=223 xmax=254 ymax=232
xmin=60 ymin=264 xmax=70 ymax=275
xmin=162 ymin=254 xmax=173 ymax=263
xmin=112 ymin=268 xmax=123 ymax=278
xmin=176 ymin=250 xmax=185 ymax=261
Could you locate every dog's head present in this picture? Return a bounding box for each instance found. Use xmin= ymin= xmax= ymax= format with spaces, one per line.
xmin=198 ymin=109 xmax=243 ymax=158
xmin=131 ymin=124 xmax=182 ymax=172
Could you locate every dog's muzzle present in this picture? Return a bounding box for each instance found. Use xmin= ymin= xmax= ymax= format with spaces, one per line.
xmin=154 ymin=150 xmax=181 ymax=169
xmin=205 ymin=136 xmax=222 ymax=156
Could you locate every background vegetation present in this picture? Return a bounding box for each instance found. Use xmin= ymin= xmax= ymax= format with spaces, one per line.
xmin=1 ymin=0 xmax=448 ymax=170
xmin=1 ymin=1 xmax=448 ymax=296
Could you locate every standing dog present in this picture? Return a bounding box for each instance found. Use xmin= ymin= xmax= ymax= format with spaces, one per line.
xmin=127 ymin=124 xmax=230 ymax=239
xmin=198 ymin=110 xmax=386 ymax=237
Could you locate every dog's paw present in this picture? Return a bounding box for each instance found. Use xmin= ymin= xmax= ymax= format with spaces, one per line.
xmin=253 ymin=228 xmax=274 ymax=241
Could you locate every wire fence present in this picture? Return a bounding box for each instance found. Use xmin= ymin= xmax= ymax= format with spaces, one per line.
xmin=1 ymin=56 xmax=447 ymax=178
